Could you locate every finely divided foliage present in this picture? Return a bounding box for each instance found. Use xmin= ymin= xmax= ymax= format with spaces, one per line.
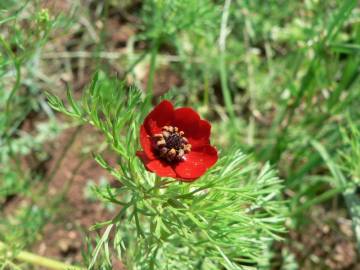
xmin=47 ymin=73 xmax=285 ymax=269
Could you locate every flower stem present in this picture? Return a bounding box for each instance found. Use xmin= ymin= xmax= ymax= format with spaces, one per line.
xmin=148 ymin=176 xmax=162 ymax=270
xmin=146 ymin=37 xmax=160 ymax=103
xmin=0 ymin=242 xmax=85 ymax=270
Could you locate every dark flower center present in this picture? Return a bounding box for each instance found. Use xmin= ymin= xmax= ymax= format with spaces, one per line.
xmin=165 ymin=133 xmax=183 ymax=149
xmin=152 ymin=126 xmax=192 ymax=162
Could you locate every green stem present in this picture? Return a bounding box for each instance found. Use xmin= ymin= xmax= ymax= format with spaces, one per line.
xmin=0 ymin=242 xmax=85 ymax=270
xmin=146 ymin=37 xmax=160 ymax=103
xmin=45 ymin=125 xmax=82 ymax=187
xmin=219 ymin=0 xmax=235 ymax=123
xmin=291 ymin=186 xmax=345 ymax=216
xmin=219 ymin=52 xmax=235 ymax=121
xmin=0 ymin=36 xmax=22 ymax=134
xmin=148 ymin=176 xmax=162 ymax=270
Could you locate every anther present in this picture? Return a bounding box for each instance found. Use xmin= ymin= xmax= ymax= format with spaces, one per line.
xmin=168 ymin=148 xmax=177 ymax=160
xmin=162 ymin=131 xmax=170 ymax=138
xmin=152 ymin=125 xmax=192 ymax=162
xmin=157 ymin=139 xmax=166 ymax=146
xmin=159 ymin=147 xmax=168 ymax=157
xmin=184 ymin=144 xmax=191 ymax=153
xmin=153 ymin=134 xmax=163 ymax=139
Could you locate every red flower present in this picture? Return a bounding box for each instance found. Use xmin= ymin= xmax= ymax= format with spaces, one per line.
xmin=137 ymin=100 xmax=218 ymax=182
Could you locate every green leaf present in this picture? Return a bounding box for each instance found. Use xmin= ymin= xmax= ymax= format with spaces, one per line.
xmin=89 ymin=224 xmax=113 ymax=270
xmin=312 ymin=139 xmax=360 ymax=251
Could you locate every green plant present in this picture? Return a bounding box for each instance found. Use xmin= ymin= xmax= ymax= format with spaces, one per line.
xmin=1 ymin=0 xmax=359 ymax=269
xmin=0 ymin=2 xmax=68 ymax=269
xmin=46 ymin=72 xmax=286 ymax=269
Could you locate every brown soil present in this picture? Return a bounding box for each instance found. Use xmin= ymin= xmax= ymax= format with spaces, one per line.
xmin=32 ymin=125 xmax=111 ymax=261
xmin=273 ymin=207 xmax=360 ymax=270
xmin=34 ymin=123 xmax=127 ymax=269
xmin=1 ymin=113 xmax=123 ymax=268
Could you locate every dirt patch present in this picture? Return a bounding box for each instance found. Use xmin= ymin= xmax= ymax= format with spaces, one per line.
xmin=134 ymin=64 xmax=182 ymax=96
xmin=275 ymin=207 xmax=360 ymax=270
xmin=31 ymin=123 xmax=122 ymax=268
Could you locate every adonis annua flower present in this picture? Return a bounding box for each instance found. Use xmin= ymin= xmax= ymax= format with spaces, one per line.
xmin=137 ymin=100 xmax=218 ymax=182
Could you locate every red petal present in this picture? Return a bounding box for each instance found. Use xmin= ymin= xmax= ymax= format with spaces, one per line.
xmin=174 ymin=145 xmax=218 ymax=181
xmin=173 ymin=108 xmax=200 ymax=136
xmin=144 ymin=100 xmax=174 ymax=135
xmin=137 ymin=151 xmax=176 ymax=178
xmin=140 ymin=125 xmax=156 ymax=160
xmin=187 ymin=120 xmax=211 ymax=148
xmin=146 ymin=160 xmax=177 ymax=178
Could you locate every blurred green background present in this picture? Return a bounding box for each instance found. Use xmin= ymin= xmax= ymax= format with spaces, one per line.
xmin=1 ymin=0 xmax=359 ymax=269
